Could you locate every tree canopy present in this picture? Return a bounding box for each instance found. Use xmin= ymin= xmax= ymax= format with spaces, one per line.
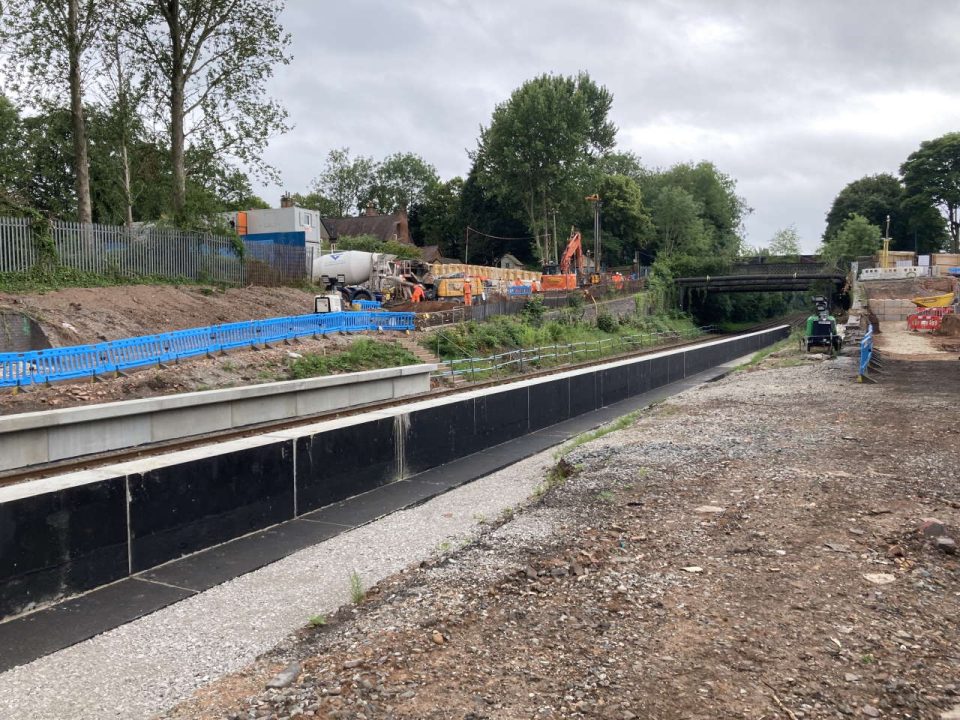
xmin=821 ymin=213 xmax=882 ymax=264
xmin=824 ymin=173 xmax=946 ymax=253
xmin=901 ymin=132 xmax=960 ymax=253
xmin=475 ymin=72 xmax=617 ymax=259
xmin=768 ymin=226 xmax=801 ymax=258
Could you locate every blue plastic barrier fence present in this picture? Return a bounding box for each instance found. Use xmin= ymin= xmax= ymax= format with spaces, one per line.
xmin=353 ymin=300 xmax=382 ymax=310
xmin=508 ymin=285 xmax=532 ymax=296
xmin=0 ymin=310 xmax=415 ymax=388
xmin=858 ymin=323 xmax=874 ymax=381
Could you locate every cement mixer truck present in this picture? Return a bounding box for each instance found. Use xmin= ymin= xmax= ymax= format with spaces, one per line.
xmin=312 ymin=251 xmax=433 ymax=304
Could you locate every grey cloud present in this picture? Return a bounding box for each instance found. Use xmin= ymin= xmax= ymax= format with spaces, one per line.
xmin=255 ymin=0 xmax=960 ymax=251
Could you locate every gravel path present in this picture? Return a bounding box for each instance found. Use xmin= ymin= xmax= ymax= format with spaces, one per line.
xmin=0 ymin=452 xmax=556 ymax=720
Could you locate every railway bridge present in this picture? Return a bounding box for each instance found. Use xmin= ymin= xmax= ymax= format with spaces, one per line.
xmin=675 ymin=262 xmax=847 ymax=305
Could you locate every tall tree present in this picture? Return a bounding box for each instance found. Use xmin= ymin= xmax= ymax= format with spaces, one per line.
xmin=475 ymin=72 xmax=617 ymax=259
xmin=648 ymin=186 xmax=707 ymax=257
xmin=133 ymin=0 xmax=291 ymax=218
xmin=408 ymin=177 xmax=464 ymax=249
xmin=0 ymin=0 xmax=101 ymax=222
xmin=371 ymin=152 xmax=439 ymax=213
xmin=590 ymin=174 xmax=653 ymax=265
xmin=312 ymin=147 xmax=377 ymax=217
xmin=821 ymin=213 xmax=881 ymax=263
xmin=901 ymin=132 xmax=960 ymax=252
xmin=642 ymin=161 xmax=747 ymax=257
xmin=768 ymin=225 xmax=801 ymax=258
xmin=824 ymin=173 xmax=945 ymax=252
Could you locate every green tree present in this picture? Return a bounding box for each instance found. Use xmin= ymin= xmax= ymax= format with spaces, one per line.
xmin=592 ymin=174 xmax=652 ymax=264
xmin=901 ymin=132 xmax=960 ymax=252
xmin=132 ymin=0 xmax=291 ymax=219
xmin=313 ymin=147 xmax=376 ymax=217
xmin=821 ymin=213 xmax=881 ymax=263
xmin=476 ymin=72 xmax=617 ymax=258
xmin=288 ymin=191 xmax=338 ymax=216
xmin=0 ymin=0 xmax=102 ymax=222
xmin=768 ymin=225 xmax=801 ymax=258
xmin=408 ymin=177 xmax=464 ymax=248
xmin=371 ymin=152 xmax=439 ymax=213
xmin=458 ymin=167 xmax=533 ymax=264
xmin=0 ymin=95 xmax=27 ymax=210
xmin=19 ymin=107 xmax=78 ymax=218
xmin=648 ymin=186 xmax=707 ymax=257
xmin=642 ymin=161 xmax=747 ymax=257
xmin=824 ymin=173 xmax=945 ymax=253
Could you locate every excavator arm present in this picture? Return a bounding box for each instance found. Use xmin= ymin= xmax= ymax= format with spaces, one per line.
xmin=558 ymin=230 xmax=583 ymax=275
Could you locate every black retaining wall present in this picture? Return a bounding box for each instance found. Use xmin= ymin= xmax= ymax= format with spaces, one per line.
xmin=0 ymin=327 xmax=788 ymax=620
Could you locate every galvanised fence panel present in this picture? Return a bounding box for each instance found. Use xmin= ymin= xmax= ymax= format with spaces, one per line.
xmin=0 ymin=311 xmax=415 ymax=388
xmin=0 ymin=216 xmax=245 ymax=285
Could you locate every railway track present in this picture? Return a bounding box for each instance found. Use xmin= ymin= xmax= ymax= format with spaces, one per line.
xmin=0 ymin=320 xmax=795 ymax=488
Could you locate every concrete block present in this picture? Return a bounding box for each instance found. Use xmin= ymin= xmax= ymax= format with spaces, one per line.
xmin=151 ymin=403 xmax=232 ymax=442
xmin=231 ymin=394 xmax=297 ymax=427
xmin=0 ymin=427 xmax=49 ymax=471
xmin=48 ymin=415 xmax=151 ymax=462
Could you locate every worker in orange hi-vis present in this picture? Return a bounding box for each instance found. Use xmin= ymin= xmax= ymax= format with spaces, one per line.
xmin=411 ymin=284 xmax=425 ymax=303
xmin=463 ymin=280 xmax=472 ymax=306
xmin=531 ymin=279 xmax=541 ymax=293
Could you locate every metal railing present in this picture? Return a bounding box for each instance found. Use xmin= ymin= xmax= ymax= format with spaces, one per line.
xmin=433 ymin=326 xmax=712 ymax=382
xmin=0 ymin=216 xmax=324 ymax=287
xmin=0 ymin=310 xmax=415 ymax=388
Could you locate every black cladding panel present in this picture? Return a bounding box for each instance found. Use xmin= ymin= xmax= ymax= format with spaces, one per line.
xmin=475 ymin=388 xmax=529 ymax=447
xmin=404 ymin=399 xmax=477 ymax=475
xmin=0 ymin=477 xmax=128 ymax=620
xmin=296 ymin=418 xmax=397 ymax=513
xmin=528 ymin=378 xmax=569 ymax=431
xmin=569 ymin=372 xmax=598 ymax=417
xmin=128 ymin=440 xmax=294 ymax=572
xmin=648 ymin=355 xmax=670 ymax=389
xmin=601 ymin=366 xmax=630 ymax=406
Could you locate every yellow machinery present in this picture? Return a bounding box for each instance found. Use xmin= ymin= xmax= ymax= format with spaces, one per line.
xmin=912 ymin=292 xmax=955 ymax=308
xmin=436 ymin=276 xmax=483 ymax=301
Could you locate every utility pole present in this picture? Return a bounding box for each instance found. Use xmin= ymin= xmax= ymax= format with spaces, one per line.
xmin=464 ymin=227 xmax=469 ymax=264
xmin=585 ymin=194 xmax=601 ymax=278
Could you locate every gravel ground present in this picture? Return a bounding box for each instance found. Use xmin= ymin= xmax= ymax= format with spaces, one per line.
xmin=0 ymin=452 xmax=556 ymax=720
xmin=4 ymin=346 xmax=958 ymax=720
xmin=151 ymin=351 xmax=959 ymax=720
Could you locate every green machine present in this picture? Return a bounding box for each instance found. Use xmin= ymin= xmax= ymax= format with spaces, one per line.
xmin=804 ymin=296 xmax=842 ymax=353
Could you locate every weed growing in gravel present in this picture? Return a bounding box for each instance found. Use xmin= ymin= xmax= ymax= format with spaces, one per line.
xmin=534 ymin=458 xmax=577 ymax=499
xmin=308 ymin=614 xmax=327 ymax=627
xmin=597 ymin=490 xmax=615 ymax=503
xmin=499 ymin=506 xmax=515 ymax=521
xmin=472 ymin=512 xmax=487 ymax=524
xmin=437 ymin=540 xmax=451 ymax=553
xmin=556 ymin=409 xmax=644 ymax=457
xmin=735 ymin=331 xmax=803 ymax=371
xmin=348 ymin=571 xmax=364 ymax=604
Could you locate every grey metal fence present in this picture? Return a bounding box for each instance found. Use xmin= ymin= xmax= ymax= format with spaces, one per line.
xmin=243 ymin=241 xmax=314 ymax=286
xmin=0 ymin=216 xmax=245 ymax=284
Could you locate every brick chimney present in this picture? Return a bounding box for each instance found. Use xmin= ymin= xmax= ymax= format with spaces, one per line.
xmin=365 ymin=201 xmax=378 ymax=217
xmin=280 ymin=194 xmax=294 ymax=208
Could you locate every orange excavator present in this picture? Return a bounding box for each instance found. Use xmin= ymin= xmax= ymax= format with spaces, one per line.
xmin=541 ymin=229 xmax=583 ymax=291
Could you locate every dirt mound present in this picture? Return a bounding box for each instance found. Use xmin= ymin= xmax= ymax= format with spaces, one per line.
xmin=0 ymin=285 xmax=319 ymax=347
xmin=936 ymin=312 xmax=960 ymax=337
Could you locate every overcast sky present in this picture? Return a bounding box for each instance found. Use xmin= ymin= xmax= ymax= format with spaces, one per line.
xmin=254 ymin=0 xmax=960 ymax=252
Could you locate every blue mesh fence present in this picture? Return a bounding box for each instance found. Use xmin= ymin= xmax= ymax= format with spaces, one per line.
xmin=0 ymin=311 xmax=415 ymax=388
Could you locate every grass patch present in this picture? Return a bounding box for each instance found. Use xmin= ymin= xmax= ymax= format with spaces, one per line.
xmin=555 ymin=409 xmax=645 ymax=458
xmin=426 ymin=311 xmax=700 ymax=361
xmin=288 ymin=339 xmax=418 ymax=379
xmin=734 ymin=331 xmax=803 ymax=372
xmin=308 ymin=614 xmax=327 ymax=627
xmin=348 ymin=571 xmax=364 ymax=604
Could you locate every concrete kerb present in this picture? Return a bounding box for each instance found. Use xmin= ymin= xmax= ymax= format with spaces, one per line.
xmin=0 ymin=364 xmax=436 ymax=472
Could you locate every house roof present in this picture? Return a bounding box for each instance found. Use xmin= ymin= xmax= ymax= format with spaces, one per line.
xmin=323 ymin=210 xmax=410 ymax=244
xmin=420 ymin=245 xmax=460 ymax=264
